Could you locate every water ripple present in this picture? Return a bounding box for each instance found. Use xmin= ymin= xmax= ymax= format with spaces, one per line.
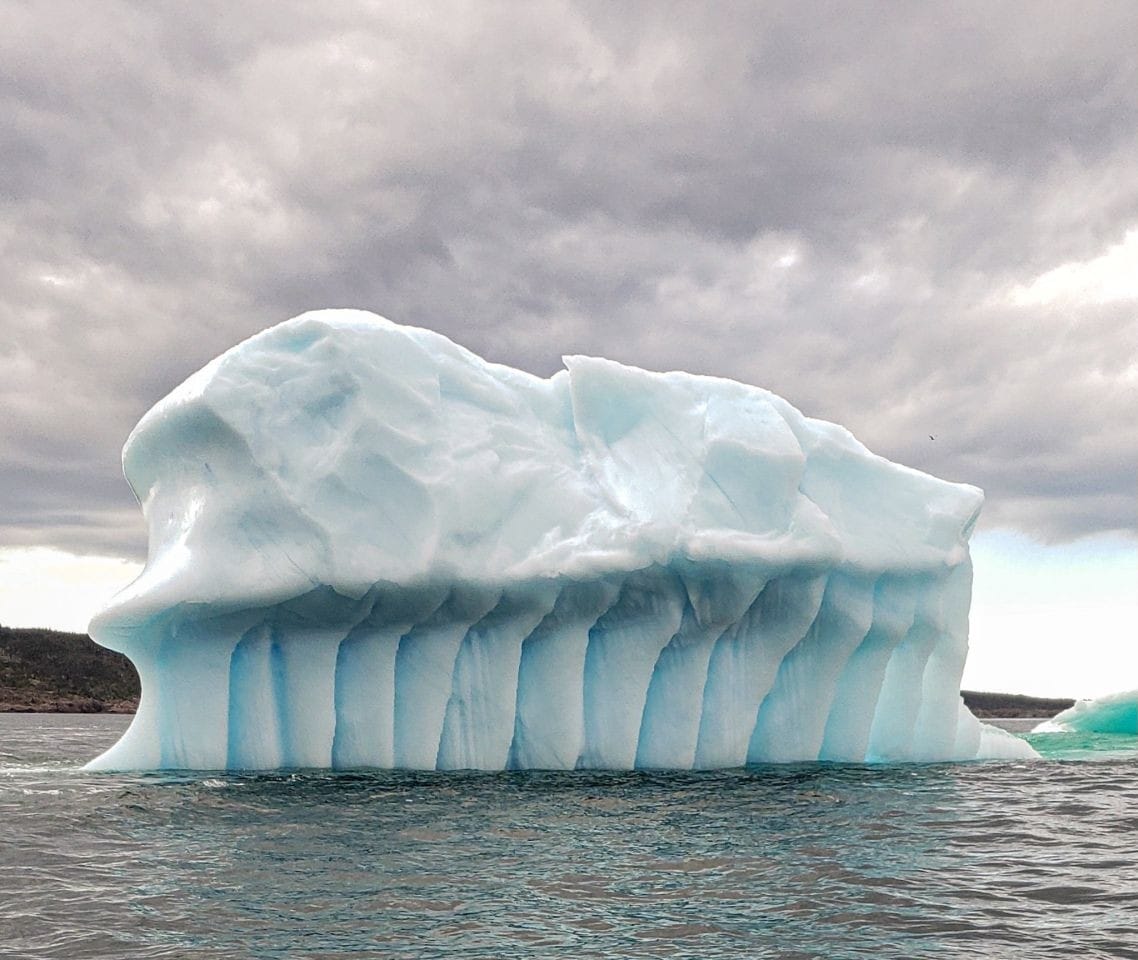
xmin=1 ymin=715 xmax=1135 ymax=959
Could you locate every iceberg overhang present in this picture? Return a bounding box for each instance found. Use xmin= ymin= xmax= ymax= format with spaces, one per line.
xmin=87 ymin=310 xmax=1035 ymax=770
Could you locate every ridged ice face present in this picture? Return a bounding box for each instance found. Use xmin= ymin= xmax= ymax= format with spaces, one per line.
xmin=87 ymin=310 xmax=1035 ymax=770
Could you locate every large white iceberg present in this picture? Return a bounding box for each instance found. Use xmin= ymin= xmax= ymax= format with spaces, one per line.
xmin=88 ymin=310 xmax=1035 ymax=770
xmin=1034 ymin=690 xmax=1137 ymax=734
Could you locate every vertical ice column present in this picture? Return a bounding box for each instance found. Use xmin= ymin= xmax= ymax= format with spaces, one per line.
xmin=911 ymin=563 xmax=974 ymax=759
xmin=578 ymin=571 xmax=687 ymax=769
xmin=331 ymin=585 xmax=448 ymax=769
xmin=633 ymin=606 xmax=715 ymax=769
xmin=437 ymin=585 xmax=559 ymax=770
xmin=228 ymin=623 xmax=284 ymax=769
xmin=693 ymin=573 xmax=827 ymax=769
xmin=510 ymin=579 xmax=623 ymax=769
xmin=393 ymin=586 xmax=502 ymax=769
xmin=272 ymin=626 xmax=344 ymax=767
xmin=866 ymin=577 xmax=941 ymax=761
xmin=748 ymin=573 xmax=877 ymax=762
xmin=155 ymin=619 xmax=251 ymax=769
xmin=819 ymin=576 xmax=919 ymax=762
xmin=226 ymin=588 xmax=381 ymax=770
xmin=636 ymin=569 xmax=767 ymax=769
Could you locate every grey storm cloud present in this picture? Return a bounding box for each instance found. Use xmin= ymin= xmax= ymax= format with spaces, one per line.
xmin=1 ymin=0 xmax=1136 ymax=559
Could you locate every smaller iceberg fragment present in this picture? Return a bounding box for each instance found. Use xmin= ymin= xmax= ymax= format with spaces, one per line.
xmin=1033 ymin=690 xmax=1137 ymax=734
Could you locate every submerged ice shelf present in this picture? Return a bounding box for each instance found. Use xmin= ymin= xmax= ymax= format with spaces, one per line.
xmin=88 ymin=310 xmax=1035 ymax=770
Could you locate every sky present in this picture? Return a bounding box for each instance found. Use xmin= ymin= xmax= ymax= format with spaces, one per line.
xmin=1 ymin=2 xmax=1134 ymax=698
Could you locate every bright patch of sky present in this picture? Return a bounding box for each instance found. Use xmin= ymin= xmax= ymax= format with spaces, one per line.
xmin=1010 ymin=227 xmax=1138 ymax=306
xmin=965 ymin=531 xmax=1137 ymax=699
xmin=0 ymin=549 xmax=141 ymax=634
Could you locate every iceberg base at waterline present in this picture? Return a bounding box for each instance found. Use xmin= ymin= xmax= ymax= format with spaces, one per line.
xmin=87 ymin=310 xmax=1036 ymax=770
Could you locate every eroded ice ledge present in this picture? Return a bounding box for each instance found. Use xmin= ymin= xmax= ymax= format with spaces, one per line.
xmin=88 ymin=310 xmax=1035 ymax=770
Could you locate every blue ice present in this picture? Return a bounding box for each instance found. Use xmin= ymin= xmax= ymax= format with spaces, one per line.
xmin=87 ymin=310 xmax=1035 ymax=770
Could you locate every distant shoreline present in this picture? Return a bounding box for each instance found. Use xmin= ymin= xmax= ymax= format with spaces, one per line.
xmin=0 ymin=625 xmax=1076 ymax=719
xmin=960 ymin=690 xmax=1075 ymax=719
xmin=0 ymin=697 xmax=138 ymax=714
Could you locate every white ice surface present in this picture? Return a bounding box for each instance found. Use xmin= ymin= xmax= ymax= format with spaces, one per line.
xmin=87 ymin=310 xmax=1036 ymax=770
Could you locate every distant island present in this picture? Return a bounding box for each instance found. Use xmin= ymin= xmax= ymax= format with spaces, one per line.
xmin=2 ymin=624 xmax=1076 ymax=720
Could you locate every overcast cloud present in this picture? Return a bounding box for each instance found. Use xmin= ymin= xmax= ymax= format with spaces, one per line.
xmin=2 ymin=0 xmax=1136 ymax=560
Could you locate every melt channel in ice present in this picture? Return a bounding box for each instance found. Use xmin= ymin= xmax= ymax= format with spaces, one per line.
xmin=1033 ymin=690 xmax=1137 ymax=734
xmin=87 ymin=309 xmax=1036 ymax=770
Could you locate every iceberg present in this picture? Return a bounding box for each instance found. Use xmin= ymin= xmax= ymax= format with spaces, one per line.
xmin=1033 ymin=690 xmax=1137 ymax=734
xmin=87 ymin=309 xmax=1035 ymax=770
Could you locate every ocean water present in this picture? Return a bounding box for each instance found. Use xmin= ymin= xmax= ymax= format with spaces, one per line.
xmin=1 ymin=714 xmax=1135 ymax=960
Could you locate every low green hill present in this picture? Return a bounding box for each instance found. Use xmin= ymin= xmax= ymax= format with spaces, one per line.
xmin=0 ymin=625 xmax=139 ymax=712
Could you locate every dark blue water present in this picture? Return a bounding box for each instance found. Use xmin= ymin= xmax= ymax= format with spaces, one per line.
xmin=1 ymin=714 xmax=1135 ymax=959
